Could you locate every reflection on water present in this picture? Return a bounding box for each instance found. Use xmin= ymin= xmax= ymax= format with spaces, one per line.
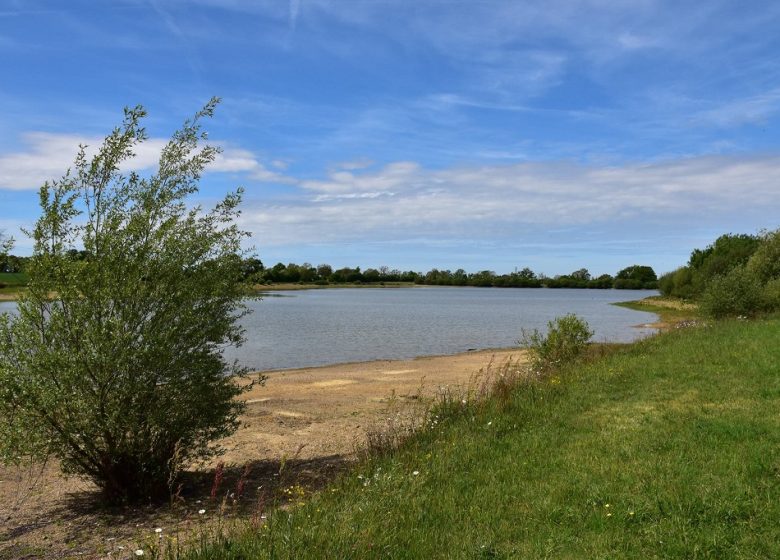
xmin=0 ymin=287 xmax=659 ymax=372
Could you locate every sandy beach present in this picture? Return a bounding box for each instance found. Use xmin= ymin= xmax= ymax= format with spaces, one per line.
xmin=223 ymin=347 xmax=524 ymax=463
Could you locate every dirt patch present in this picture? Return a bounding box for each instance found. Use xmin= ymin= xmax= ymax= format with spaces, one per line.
xmin=0 ymin=347 xmax=521 ymax=559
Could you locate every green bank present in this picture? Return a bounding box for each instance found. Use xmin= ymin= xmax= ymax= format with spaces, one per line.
xmin=187 ymin=317 xmax=780 ymax=559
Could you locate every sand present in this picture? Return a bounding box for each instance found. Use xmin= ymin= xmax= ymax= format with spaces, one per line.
xmin=223 ymin=347 xmax=524 ymax=463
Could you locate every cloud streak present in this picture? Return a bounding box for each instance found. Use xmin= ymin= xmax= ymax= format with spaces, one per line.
xmin=0 ymin=133 xmax=291 ymax=191
xmin=240 ymin=154 xmax=780 ymax=247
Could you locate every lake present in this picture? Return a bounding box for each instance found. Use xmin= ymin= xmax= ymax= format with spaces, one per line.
xmin=0 ymin=287 xmax=659 ymax=372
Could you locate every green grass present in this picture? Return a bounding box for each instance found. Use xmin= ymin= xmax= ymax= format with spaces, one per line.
xmin=0 ymin=272 xmax=28 ymax=297
xmin=187 ymin=320 xmax=780 ymax=559
xmin=0 ymin=272 xmax=29 ymax=286
xmin=614 ymin=295 xmax=700 ymax=325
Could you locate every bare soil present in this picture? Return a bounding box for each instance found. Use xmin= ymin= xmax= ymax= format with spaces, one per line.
xmin=0 ymin=348 xmax=521 ymax=559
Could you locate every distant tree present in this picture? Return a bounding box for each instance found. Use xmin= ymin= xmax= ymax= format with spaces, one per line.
xmin=363 ymin=268 xmax=381 ymax=282
xmin=452 ymin=268 xmax=468 ymax=286
xmin=570 ymin=268 xmax=591 ymax=281
xmin=316 ymin=263 xmax=333 ymax=280
xmin=517 ymin=267 xmax=536 ymax=280
xmin=615 ymin=265 xmax=658 ymax=289
xmin=332 ymin=266 xmax=363 ymax=283
xmin=469 ymin=270 xmax=496 ymax=287
xmin=590 ymin=274 xmax=614 ymax=289
xmin=241 ymin=257 xmax=264 ymax=280
xmin=0 ymin=100 xmax=255 ymax=504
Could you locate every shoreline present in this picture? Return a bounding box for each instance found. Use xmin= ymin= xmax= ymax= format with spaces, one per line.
xmin=222 ymin=347 xmax=525 ymax=464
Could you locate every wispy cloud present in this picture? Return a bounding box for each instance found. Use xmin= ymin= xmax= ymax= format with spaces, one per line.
xmin=0 ymin=133 xmax=290 ymax=191
xmin=692 ymin=88 xmax=780 ymax=127
xmin=289 ymin=0 xmax=301 ymax=31
xmin=240 ymin=153 xmax=780 ymax=248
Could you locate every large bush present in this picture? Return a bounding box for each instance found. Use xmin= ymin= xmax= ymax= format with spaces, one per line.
xmin=746 ymin=228 xmax=780 ymax=284
xmin=700 ymin=266 xmax=764 ymax=319
xmin=0 ymin=100 xmax=255 ymax=504
xmin=762 ymin=278 xmax=780 ymax=312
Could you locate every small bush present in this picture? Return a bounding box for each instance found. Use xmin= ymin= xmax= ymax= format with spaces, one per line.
xmin=700 ymin=266 xmax=763 ymax=318
xmin=521 ymin=314 xmax=594 ymax=373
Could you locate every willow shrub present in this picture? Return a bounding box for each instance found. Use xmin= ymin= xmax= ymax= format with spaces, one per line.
xmin=700 ymin=266 xmax=764 ymax=319
xmin=521 ymin=313 xmax=594 ymax=373
xmin=0 ymin=99 xmax=256 ymax=504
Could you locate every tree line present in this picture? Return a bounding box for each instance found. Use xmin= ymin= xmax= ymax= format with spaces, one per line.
xmin=3 ymin=253 xmax=660 ymax=290
xmin=249 ymin=260 xmax=658 ymax=289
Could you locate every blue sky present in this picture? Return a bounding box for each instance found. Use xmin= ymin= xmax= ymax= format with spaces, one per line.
xmin=1 ymin=0 xmax=779 ymax=276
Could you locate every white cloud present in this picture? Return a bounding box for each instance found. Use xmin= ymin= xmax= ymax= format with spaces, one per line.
xmin=300 ymin=161 xmax=420 ymax=194
xmin=242 ymin=154 xmax=780 ymax=247
xmin=0 ymin=133 xmax=292 ymax=190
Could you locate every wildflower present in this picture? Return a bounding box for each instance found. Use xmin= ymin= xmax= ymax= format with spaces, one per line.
xmin=154 ymin=528 xmax=162 ymax=534
xmin=487 ymin=421 xmax=492 ymax=426
xmin=134 ymin=550 xmax=144 ymax=557
xmin=412 ymin=470 xmax=420 ymax=476
xmin=198 ymin=509 xmax=206 ymax=515
xmin=606 ymin=513 xmax=612 ymax=517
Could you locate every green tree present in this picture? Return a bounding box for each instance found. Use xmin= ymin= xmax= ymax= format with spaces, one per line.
xmin=570 ymin=268 xmax=591 ymax=281
xmin=688 ymin=233 xmax=760 ymax=294
xmin=316 ymin=263 xmax=333 ymax=280
xmin=746 ymin=228 xmax=780 ymax=284
xmin=614 ymin=265 xmax=658 ymax=289
xmin=0 ymin=100 xmax=256 ymax=504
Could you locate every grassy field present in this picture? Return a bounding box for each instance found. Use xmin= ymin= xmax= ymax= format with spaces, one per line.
xmin=184 ymin=318 xmax=780 ymax=559
xmin=0 ymin=272 xmax=28 ymax=297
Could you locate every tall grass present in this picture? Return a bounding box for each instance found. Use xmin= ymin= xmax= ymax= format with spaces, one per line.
xmin=180 ymin=319 xmax=779 ymax=559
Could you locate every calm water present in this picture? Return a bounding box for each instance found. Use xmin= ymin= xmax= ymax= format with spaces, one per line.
xmin=0 ymin=287 xmax=659 ymax=372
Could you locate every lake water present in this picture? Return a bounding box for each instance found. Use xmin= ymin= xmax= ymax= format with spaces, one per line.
xmin=0 ymin=287 xmax=659 ymax=372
